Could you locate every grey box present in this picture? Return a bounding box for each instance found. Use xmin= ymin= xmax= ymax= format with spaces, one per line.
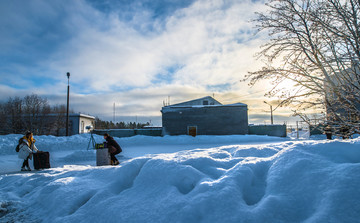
xmin=96 ymin=148 xmax=110 ymax=166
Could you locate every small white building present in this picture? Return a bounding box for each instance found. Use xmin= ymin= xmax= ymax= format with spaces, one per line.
xmin=68 ymin=113 xmax=95 ymax=135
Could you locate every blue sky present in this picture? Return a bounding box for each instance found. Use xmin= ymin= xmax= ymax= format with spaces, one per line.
xmin=0 ymin=0 xmax=301 ymax=126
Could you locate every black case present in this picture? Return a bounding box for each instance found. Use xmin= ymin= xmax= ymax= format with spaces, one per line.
xmin=33 ymin=151 xmax=51 ymax=170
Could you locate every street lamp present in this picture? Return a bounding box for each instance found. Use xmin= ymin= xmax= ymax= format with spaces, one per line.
xmin=264 ymin=101 xmax=273 ymax=125
xmin=66 ymin=72 xmax=70 ymax=136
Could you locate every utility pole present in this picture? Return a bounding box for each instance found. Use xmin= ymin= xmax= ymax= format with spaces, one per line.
xmin=113 ymin=103 xmax=115 ymax=123
xmin=66 ymin=72 xmax=70 ymax=136
xmin=264 ymin=101 xmax=273 ymax=125
xmin=296 ymin=121 xmax=299 ymax=139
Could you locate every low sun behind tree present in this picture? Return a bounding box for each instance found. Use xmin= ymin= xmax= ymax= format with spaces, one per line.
xmin=246 ymin=0 xmax=360 ymax=136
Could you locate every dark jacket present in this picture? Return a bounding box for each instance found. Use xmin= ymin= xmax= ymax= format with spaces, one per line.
xmin=105 ymin=136 xmax=122 ymax=153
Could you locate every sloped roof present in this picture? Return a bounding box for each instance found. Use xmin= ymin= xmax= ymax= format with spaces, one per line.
xmin=169 ymin=96 xmax=222 ymax=107
xmin=161 ymin=96 xmax=247 ymax=113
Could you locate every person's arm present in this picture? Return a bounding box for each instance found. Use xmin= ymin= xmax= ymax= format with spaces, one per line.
xmin=31 ymin=143 xmax=39 ymax=152
xmin=30 ymin=138 xmax=39 ymax=152
xmin=20 ymin=139 xmax=32 ymax=153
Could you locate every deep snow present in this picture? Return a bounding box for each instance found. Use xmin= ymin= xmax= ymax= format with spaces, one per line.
xmin=0 ymin=134 xmax=359 ymax=222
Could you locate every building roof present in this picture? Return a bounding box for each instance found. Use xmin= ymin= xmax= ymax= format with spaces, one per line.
xmin=42 ymin=113 xmax=95 ymax=119
xmin=69 ymin=113 xmax=95 ymax=119
xmin=161 ymin=96 xmax=247 ymax=113
xmin=167 ymin=96 xmax=222 ymax=107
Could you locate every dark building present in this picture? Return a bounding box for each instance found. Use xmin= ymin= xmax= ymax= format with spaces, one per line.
xmin=161 ymin=96 xmax=248 ymax=136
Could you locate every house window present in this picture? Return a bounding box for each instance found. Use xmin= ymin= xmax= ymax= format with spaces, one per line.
xmin=81 ymin=121 xmax=85 ymax=133
xmin=203 ymin=100 xmax=209 ymax=105
xmin=188 ymin=126 xmax=197 ymax=137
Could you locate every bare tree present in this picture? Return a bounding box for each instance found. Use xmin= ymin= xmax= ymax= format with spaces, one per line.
xmin=23 ymin=94 xmax=51 ymax=134
xmin=0 ymin=95 xmax=69 ymax=136
xmin=50 ymin=104 xmax=67 ymax=136
xmin=3 ymin=97 xmax=24 ymax=134
xmin=0 ymin=104 xmax=4 ymax=134
xmin=246 ymin=0 xmax=360 ymax=135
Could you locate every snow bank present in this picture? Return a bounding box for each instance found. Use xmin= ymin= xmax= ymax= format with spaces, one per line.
xmin=1 ymin=136 xmax=360 ymax=222
xmin=0 ymin=134 xmax=288 ymax=174
xmin=0 ymin=133 xmax=287 ymax=156
xmin=0 ymin=134 xmax=103 ymax=155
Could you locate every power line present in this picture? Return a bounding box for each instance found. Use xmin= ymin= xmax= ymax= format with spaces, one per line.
xmin=113 ymin=103 xmax=115 ymax=123
xmin=221 ymin=88 xmax=272 ymax=102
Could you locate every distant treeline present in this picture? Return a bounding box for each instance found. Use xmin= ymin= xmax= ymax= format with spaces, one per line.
xmin=95 ymin=118 xmax=150 ymax=130
xmin=0 ymin=93 xmax=151 ymax=135
xmin=0 ymin=94 xmax=71 ymax=135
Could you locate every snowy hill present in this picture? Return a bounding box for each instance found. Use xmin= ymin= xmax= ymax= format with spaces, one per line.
xmin=0 ymin=134 xmax=359 ymax=222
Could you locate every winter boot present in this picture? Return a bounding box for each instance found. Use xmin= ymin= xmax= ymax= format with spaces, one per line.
xmin=113 ymin=160 xmax=119 ymax=165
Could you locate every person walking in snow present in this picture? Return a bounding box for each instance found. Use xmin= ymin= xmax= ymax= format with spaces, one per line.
xmin=104 ymin=133 xmax=122 ymax=165
xmin=18 ymin=131 xmax=38 ymax=171
xmin=324 ymin=125 xmax=333 ymax=140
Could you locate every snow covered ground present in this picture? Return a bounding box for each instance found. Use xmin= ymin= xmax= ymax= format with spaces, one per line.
xmin=0 ymin=133 xmax=359 ymax=222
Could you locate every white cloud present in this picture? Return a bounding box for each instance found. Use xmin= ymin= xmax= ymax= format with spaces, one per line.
xmin=45 ymin=0 xmax=267 ymax=93
xmin=1 ymin=0 xmax=291 ymax=124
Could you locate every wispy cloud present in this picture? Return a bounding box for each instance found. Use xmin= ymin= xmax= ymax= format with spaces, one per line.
xmin=0 ymin=0 xmax=296 ymax=124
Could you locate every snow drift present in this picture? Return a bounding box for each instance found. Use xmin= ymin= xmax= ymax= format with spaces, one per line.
xmin=0 ymin=134 xmax=359 ymax=222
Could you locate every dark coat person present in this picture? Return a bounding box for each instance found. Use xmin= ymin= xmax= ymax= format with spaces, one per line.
xmin=104 ymin=133 xmax=122 ymax=165
xmin=324 ymin=125 xmax=333 ymax=140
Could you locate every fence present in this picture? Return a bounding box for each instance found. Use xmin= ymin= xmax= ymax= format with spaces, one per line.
xmin=92 ymin=128 xmax=163 ymax=138
xmin=248 ymin=124 xmax=287 ymax=137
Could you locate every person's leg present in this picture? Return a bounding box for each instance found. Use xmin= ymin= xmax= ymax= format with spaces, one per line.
xmin=110 ymin=153 xmax=115 ymax=161
xmin=21 ymin=159 xmax=27 ymax=170
xmin=108 ymin=146 xmax=118 ymax=165
xmin=113 ymin=155 xmax=119 ymax=165
xmin=111 ymin=148 xmax=121 ymax=165
xmin=109 ymin=153 xmax=119 ymax=165
xmin=25 ymin=156 xmax=31 ymax=170
xmin=21 ymin=158 xmax=30 ymax=171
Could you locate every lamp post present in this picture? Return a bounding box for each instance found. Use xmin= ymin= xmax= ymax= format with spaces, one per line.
xmin=66 ymin=72 xmax=70 ymax=136
xmin=264 ymin=101 xmax=273 ymax=125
